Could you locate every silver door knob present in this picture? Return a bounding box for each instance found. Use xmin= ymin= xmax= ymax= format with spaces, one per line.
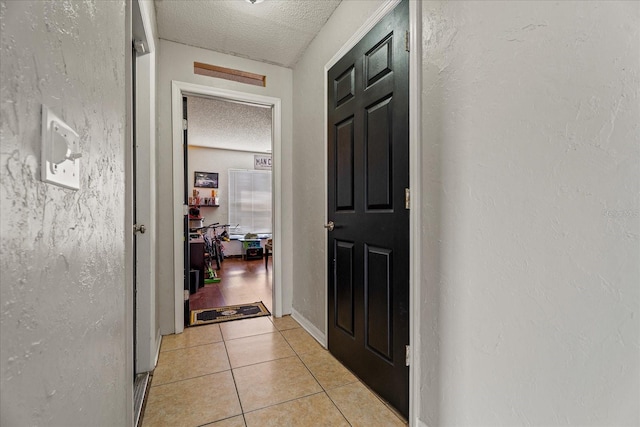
xmin=133 ymin=224 xmax=146 ymax=234
xmin=324 ymin=221 xmax=335 ymax=232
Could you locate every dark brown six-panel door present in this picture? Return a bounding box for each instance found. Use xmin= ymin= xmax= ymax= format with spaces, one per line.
xmin=327 ymin=0 xmax=409 ymax=418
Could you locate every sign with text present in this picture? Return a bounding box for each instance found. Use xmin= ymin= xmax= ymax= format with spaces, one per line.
xmin=254 ymin=154 xmax=272 ymax=170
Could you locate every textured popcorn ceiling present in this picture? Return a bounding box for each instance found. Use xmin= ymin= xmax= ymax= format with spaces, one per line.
xmin=188 ymin=96 xmax=272 ymax=152
xmin=155 ymin=0 xmax=342 ymax=68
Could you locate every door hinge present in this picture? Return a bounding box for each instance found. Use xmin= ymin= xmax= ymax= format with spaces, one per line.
xmin=133 ymin=39 xmax=147 ymax=54
xmin=405 ymin=30 xmax=410 ymax=52
xmin=183 ymin=119 xmax=188 ymax=130
xmin=405 ymin=188 xmax=410 ymax=209
xmin=405 ymin=345 xmax=411 ymax=366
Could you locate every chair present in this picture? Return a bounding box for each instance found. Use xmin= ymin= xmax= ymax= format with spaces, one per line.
xmin=264 ymin=238 xmax=273 ymax=269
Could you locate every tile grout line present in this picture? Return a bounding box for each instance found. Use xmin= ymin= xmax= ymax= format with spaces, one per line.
xmin=151 ymin=334 xmax=230 ymax=388
xmin=225 ymin=323 xmax=298 ymax=370
xmin=232 ymin=324 xmax=286 ymax=427
xmin=159 ymin=339 xmax=224 ymax=354
xmin=278 ymin=332 xmax=355 ymax=425
xmin=222 ymin=329 xmax=285 ymax=344
xmin=289 ymin=335 xmax=405 ymax=425
xmin=337 ymin=377 xmax=408 ymax=425
xmin=220 ymin=328 xmax=280 ymax=342
xmin=150 ymin=368 xmax=232 ymax=389
xmin=295 ymin=350 xmax=353 ymax=426
xmin=196 ymin=413 xmax=243 ymax=427
xmin=239 ymin=328 xmax=293 ymax=423
xmin=230 ymin=353 xmax=298 ymax=371
xmin=222 ymin=336 xmax=247 ymax=421
xmin=159 ymin=323 xmax=224 ymax=353
xmin=222 ymin=318 xmax=304 ymax=423
xmin=242 ymin=390 xmax=328 ymax=418
xmin=228 ymin=324 xmax=328 ymax=421
xmin=324 ymin=391 xmax=355 ymax=427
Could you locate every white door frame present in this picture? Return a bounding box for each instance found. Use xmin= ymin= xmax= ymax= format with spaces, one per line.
xmin=171 ymin=81 xmax=283 ymax=333
xmin=124 ymin=1 xmax=134 ymax=425
xmin=322 ymin=0 xmax=422 ymax=425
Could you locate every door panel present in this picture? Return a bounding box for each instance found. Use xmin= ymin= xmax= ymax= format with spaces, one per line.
xmin=365 ymin=245 xmax=393 ymax=361
xmin=335 ymin=118 xmax=355 ymax=211
xmin=365 ymin=96 xmax=393 ymax=209
xmin=335 ymin=240 xmax=355 ymax=336
xmin=335 ymin=66 xmax=355 ymax=107
xmin=327 ymin=0 xmax=409 ymax=418
xmin=365 ymin=34 xmax=393 ymax=87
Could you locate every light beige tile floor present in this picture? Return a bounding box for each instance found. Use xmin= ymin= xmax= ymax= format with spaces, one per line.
xmin=142 ymin=316 xmax=407 ymax=427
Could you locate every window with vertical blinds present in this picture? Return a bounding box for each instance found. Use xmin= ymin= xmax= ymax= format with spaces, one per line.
xmin=228 ymin=169 xmax=272 ymax=235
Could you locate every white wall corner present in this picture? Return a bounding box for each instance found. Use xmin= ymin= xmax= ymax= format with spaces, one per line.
xmin=291 ymin=308 xmax=327 ymax=348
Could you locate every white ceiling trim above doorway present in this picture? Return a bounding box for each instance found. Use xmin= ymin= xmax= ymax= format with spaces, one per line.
xmin=170 ymin=80 xmax=284 ymax=333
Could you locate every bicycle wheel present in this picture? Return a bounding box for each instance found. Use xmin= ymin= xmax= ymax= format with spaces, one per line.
xmin=215 ymin=242 xmax=223 ymax=268
xmin=212 ymin=244 xmax=221 ymax=270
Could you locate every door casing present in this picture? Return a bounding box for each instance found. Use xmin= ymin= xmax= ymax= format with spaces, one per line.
xmin=171 ymin=81 xmax=284 ymax=333
xmin=124 ymin=1 xmax=134 ymax=425
xmin=323 ymin=0 xmax=422 ymax=424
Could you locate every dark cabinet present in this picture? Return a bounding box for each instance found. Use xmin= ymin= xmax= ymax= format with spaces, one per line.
xmin=189 ymin=239 xmax=205 ymax=288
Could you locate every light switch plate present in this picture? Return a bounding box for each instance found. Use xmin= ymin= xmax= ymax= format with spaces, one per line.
xmin=41 ymin=105 xmax=81 ymax=190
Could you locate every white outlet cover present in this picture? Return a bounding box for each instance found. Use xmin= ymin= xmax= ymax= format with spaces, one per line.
xmin=41 ymin=105 xmax=81 ymax=190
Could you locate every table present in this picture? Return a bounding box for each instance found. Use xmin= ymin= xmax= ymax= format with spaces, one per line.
xmin=239 ymin=238 xmax=263 ymax=260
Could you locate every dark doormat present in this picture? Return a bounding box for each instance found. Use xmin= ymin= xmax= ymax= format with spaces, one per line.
xmin=190 ymin=301 xmax=270 ymax=326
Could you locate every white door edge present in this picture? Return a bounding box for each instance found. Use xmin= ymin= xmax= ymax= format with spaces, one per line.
xmin=171 ymin=81 xmax=284 ymax=333
xmin=133 ymin=0 xmax=158 ymax=374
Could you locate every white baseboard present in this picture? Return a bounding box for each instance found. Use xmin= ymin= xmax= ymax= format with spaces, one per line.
xmin=290 ymin=308 xmax=327 ymax=348
xmin=154 ymin=331 xmax=162 ymax=367
xmin=415 ymin=420 xmax=429 ymax=427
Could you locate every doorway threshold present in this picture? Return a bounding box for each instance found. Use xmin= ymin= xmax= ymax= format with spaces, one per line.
xmin=134 ymin=371 xmax=151 ymax=427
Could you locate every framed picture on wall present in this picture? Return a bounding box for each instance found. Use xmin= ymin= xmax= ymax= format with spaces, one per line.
xmin=194 ymin=171 xmax=218 ymax=188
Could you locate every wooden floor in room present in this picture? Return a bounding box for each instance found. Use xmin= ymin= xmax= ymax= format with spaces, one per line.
xmin=189 ymin=257 xmax=273 ymax=313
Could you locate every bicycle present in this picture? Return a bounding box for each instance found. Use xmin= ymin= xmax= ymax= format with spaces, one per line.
xmin=198 ymin=223 xmax=229 ymax=272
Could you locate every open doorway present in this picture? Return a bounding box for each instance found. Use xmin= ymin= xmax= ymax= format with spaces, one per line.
xmin=184 ymin=95 xmax=274 ymax=323
xmin=170 ymin=80 xmax=284 ymax=333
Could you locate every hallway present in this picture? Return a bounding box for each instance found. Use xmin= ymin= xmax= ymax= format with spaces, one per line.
xmin=141 ymin=316 xmax=407 ymax=426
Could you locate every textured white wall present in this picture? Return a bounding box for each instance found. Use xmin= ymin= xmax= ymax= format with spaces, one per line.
xmin=419 ymin=1 xmax=640 ymax=425
xmin=188 ymin=146 xmax=266 ymax=228
xmin=0 ymin=1 xmax=129 ymax=426
xmin=291 ymin=0 xmax=386 ymax=333
xmin=157 ymin=39 xmax=293 ymax=332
